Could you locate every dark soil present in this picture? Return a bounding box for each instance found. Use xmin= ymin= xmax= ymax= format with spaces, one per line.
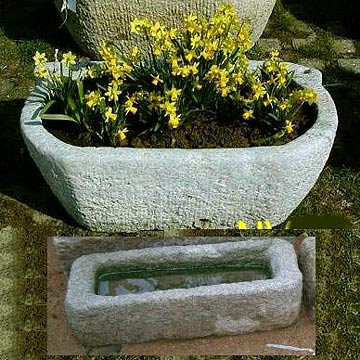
xmin=43 ymin=105 xmax=316 ymax=149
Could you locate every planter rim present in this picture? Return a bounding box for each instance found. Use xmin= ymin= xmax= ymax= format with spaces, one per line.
xmin=66 ymin=238 xmax=301 ymax=308
xmin=21 ymin=61 xmax=336 ymax=158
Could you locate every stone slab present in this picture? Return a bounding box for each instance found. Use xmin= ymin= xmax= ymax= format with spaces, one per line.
xmin=333 ymin=40 xmax=356 ymax=54
xmin=338 ymin=59 xmax=360 ymax=74
xmin=257 ymin=38 xmax=281 ymax=52
xmin=298 ymin=237 xmax=315 ymax=320
xmin=293 ymin=38 xmax=355 ymax=54
xmin=65 ymin=238 xmax=302 ymax=345
xmin=298 ymin=58 xmax=326 ymax=71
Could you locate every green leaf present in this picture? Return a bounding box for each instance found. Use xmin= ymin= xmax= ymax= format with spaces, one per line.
xmin=67 ymin=96 xmax=76 ymax=112
xmin=39 ymin=100 xmax=56 ymax=117
xmin=40 ymin=113 xmax=79 ymax=124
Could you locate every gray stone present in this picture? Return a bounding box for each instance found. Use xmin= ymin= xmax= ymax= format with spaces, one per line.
xmin=65 ymin=239 xmax=302 ymax=345
xmin=20 ymin=62 xmax=338 ymax=232
xmin=257 ymin=39 xmax=281 ymax=52
xmin=52 ymin=236 xmax=303 ymax=274
xmin=298 ymin=237 xmax=315 ymax=320
xmin=333 ymin=40 xmax=356 ymax=54
xmin=53 ymin=0 xmax=276 ymax=58
xmin=338 ymin=59 xmax=360 ymax=74
xmin=298 ymin=58 xmax=326 ymax=71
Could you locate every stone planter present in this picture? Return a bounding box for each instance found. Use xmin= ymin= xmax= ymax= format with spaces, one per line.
xmin=65 ymin=239 xmax=302 ymax=345
xmin=20 ymin=62 xmax=338 ymax=232
xmin=53 ymin=0 xmax=276 ymax=58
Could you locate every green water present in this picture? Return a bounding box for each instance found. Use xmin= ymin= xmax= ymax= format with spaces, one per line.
xmin=97 ymin=264 xmax=271 ymax=296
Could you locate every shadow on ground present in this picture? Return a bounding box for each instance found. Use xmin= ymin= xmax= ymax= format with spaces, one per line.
xmin=0 ymin=99 xmax=75 ymax=224
xmin=0 ymin=0 xmax=78 ymax=51
xmin=283 ymin=0 xmax=360 ymax=39
xmin=324 ymin=68 xmax=360 ymax=170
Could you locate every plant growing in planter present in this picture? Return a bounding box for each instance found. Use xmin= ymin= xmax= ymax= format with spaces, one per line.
xmin=21 ymin=3 xmax=338 ymax=231
xmin=34 ymin=4 xmax=317 ymax=148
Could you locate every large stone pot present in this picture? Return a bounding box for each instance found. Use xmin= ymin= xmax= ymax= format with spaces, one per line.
xmin=53 ymin=0 xmax=277 ymax=58
xmin=20 ymin=62 xmax=338 ymax=232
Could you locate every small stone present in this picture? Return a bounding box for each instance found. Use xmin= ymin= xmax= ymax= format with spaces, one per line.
xmin=298 ymin=58 xmax=326 ymax=71
xmin=298 ymin=237 xmax=315 ymax=320
xmin=333 ymin=40 xmax=356 ymax=54
xmin=338 ymin=59 xmax=360 ymax=74
xmin=257 ymin=38 xmax=281 ymax=52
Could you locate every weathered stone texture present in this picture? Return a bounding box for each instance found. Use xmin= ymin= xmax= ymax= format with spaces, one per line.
xmin=20 ymin=62 xmax=338 ymax=232
xmin=53 ymin=0 xmax=276 ymax=57
xmin=299 ymin=237 xmax=315 ymax=320
xmin=53 ymin=236 xmax=300 ymax=274
xmin=65 ymin=239 xmax=302 ymax=345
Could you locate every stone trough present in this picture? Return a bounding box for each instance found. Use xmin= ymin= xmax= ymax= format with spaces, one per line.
xmin=65 ymin=238 xmax=302 ymax=345
xmin=21 ymin=62 xmax=338 ymax=232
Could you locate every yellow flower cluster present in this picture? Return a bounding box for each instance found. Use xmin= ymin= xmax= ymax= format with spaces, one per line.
xmin=33 ymin=50 xmax=78 ymax=80
xmin=33 ymin=4 xmax=319 ymax=147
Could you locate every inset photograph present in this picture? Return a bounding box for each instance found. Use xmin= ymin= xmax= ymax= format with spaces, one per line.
xmin=48 ymin=235 xmax=315 ymax=355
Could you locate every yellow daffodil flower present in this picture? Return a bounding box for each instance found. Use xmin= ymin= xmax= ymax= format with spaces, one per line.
xmin=33 ymin=51 xmax=47 ymax=66
xmin=105 ymin=81 xmax=122 ymax=101
xmin=61 ymin=51 xmax=76 ymax=67
xmin=166 ymin=87 xmax=181 ymax=102
xmin=152 ymin=74 xmax=163 ymax=86
xmin=105 ymin=107 xmax=117 ymax=122
xmin=124 ymin=97 xmax=137 ymax=115
xmin=242 ymin=109 xmax=254 ymax=120
xmin=85 ymin=91 xmax=102 ymax=109
xmin=117 ymin=128 xmax=129 ymax=141
xmin=87 ymin=66 xmax=98 ymax=79
xmin=168 ymin=114 xmax=181 ymax=128
xmin=161 ymin=101 xmax=177 ymax=117
xmin=284 ymin=120 xmax=295 ymax=134
xmin=34 ymin=65 xmax=49 ymax=79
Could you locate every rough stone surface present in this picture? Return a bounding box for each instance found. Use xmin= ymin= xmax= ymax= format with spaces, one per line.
xmin=257 ymin=38 xmax=281 ymax=52
xmin=333 ymin=40 xmax=356 ymax=54
xmin=53 ymin=0 xmax=276 ymax=57
xmin=20 ymin=62 xmax=338 ymax=232
xmin=298 ymin=237 xmax=315 ymax=320
xmin=338 ymin=59 xmax=360 ymax=74
xmin=52 ymin=236 xmax=301 ymax=274
xmin=65 ymin=239 xmax=302 ymax=345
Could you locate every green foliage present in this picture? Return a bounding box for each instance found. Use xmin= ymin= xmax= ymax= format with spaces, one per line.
xmin=296 ymin=30 xmax=336 ymax=60
xmin=34 ymin=3 xmax=317 ymax=147
xmin=271 ymin=0 xmax=298 ymax=34
xmin=17 ymin=39 xmax=53 ymax=65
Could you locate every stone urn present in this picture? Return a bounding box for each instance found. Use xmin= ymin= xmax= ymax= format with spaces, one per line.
xmin=53 ymin=0 xmax=277 ymax=58
xmin=20 ymin=62 xmax=338 ymax=232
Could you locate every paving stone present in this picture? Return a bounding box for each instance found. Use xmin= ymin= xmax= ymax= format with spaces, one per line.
xmin=257 ymin=38 xmax=281 ymax=52
xmin=298 ymin=58 xmax=326 ymax=71
xmin=338 ymin=59 xmax=360 ymax=74
xmin=333 ymin=39 xmax=356 ymax=54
